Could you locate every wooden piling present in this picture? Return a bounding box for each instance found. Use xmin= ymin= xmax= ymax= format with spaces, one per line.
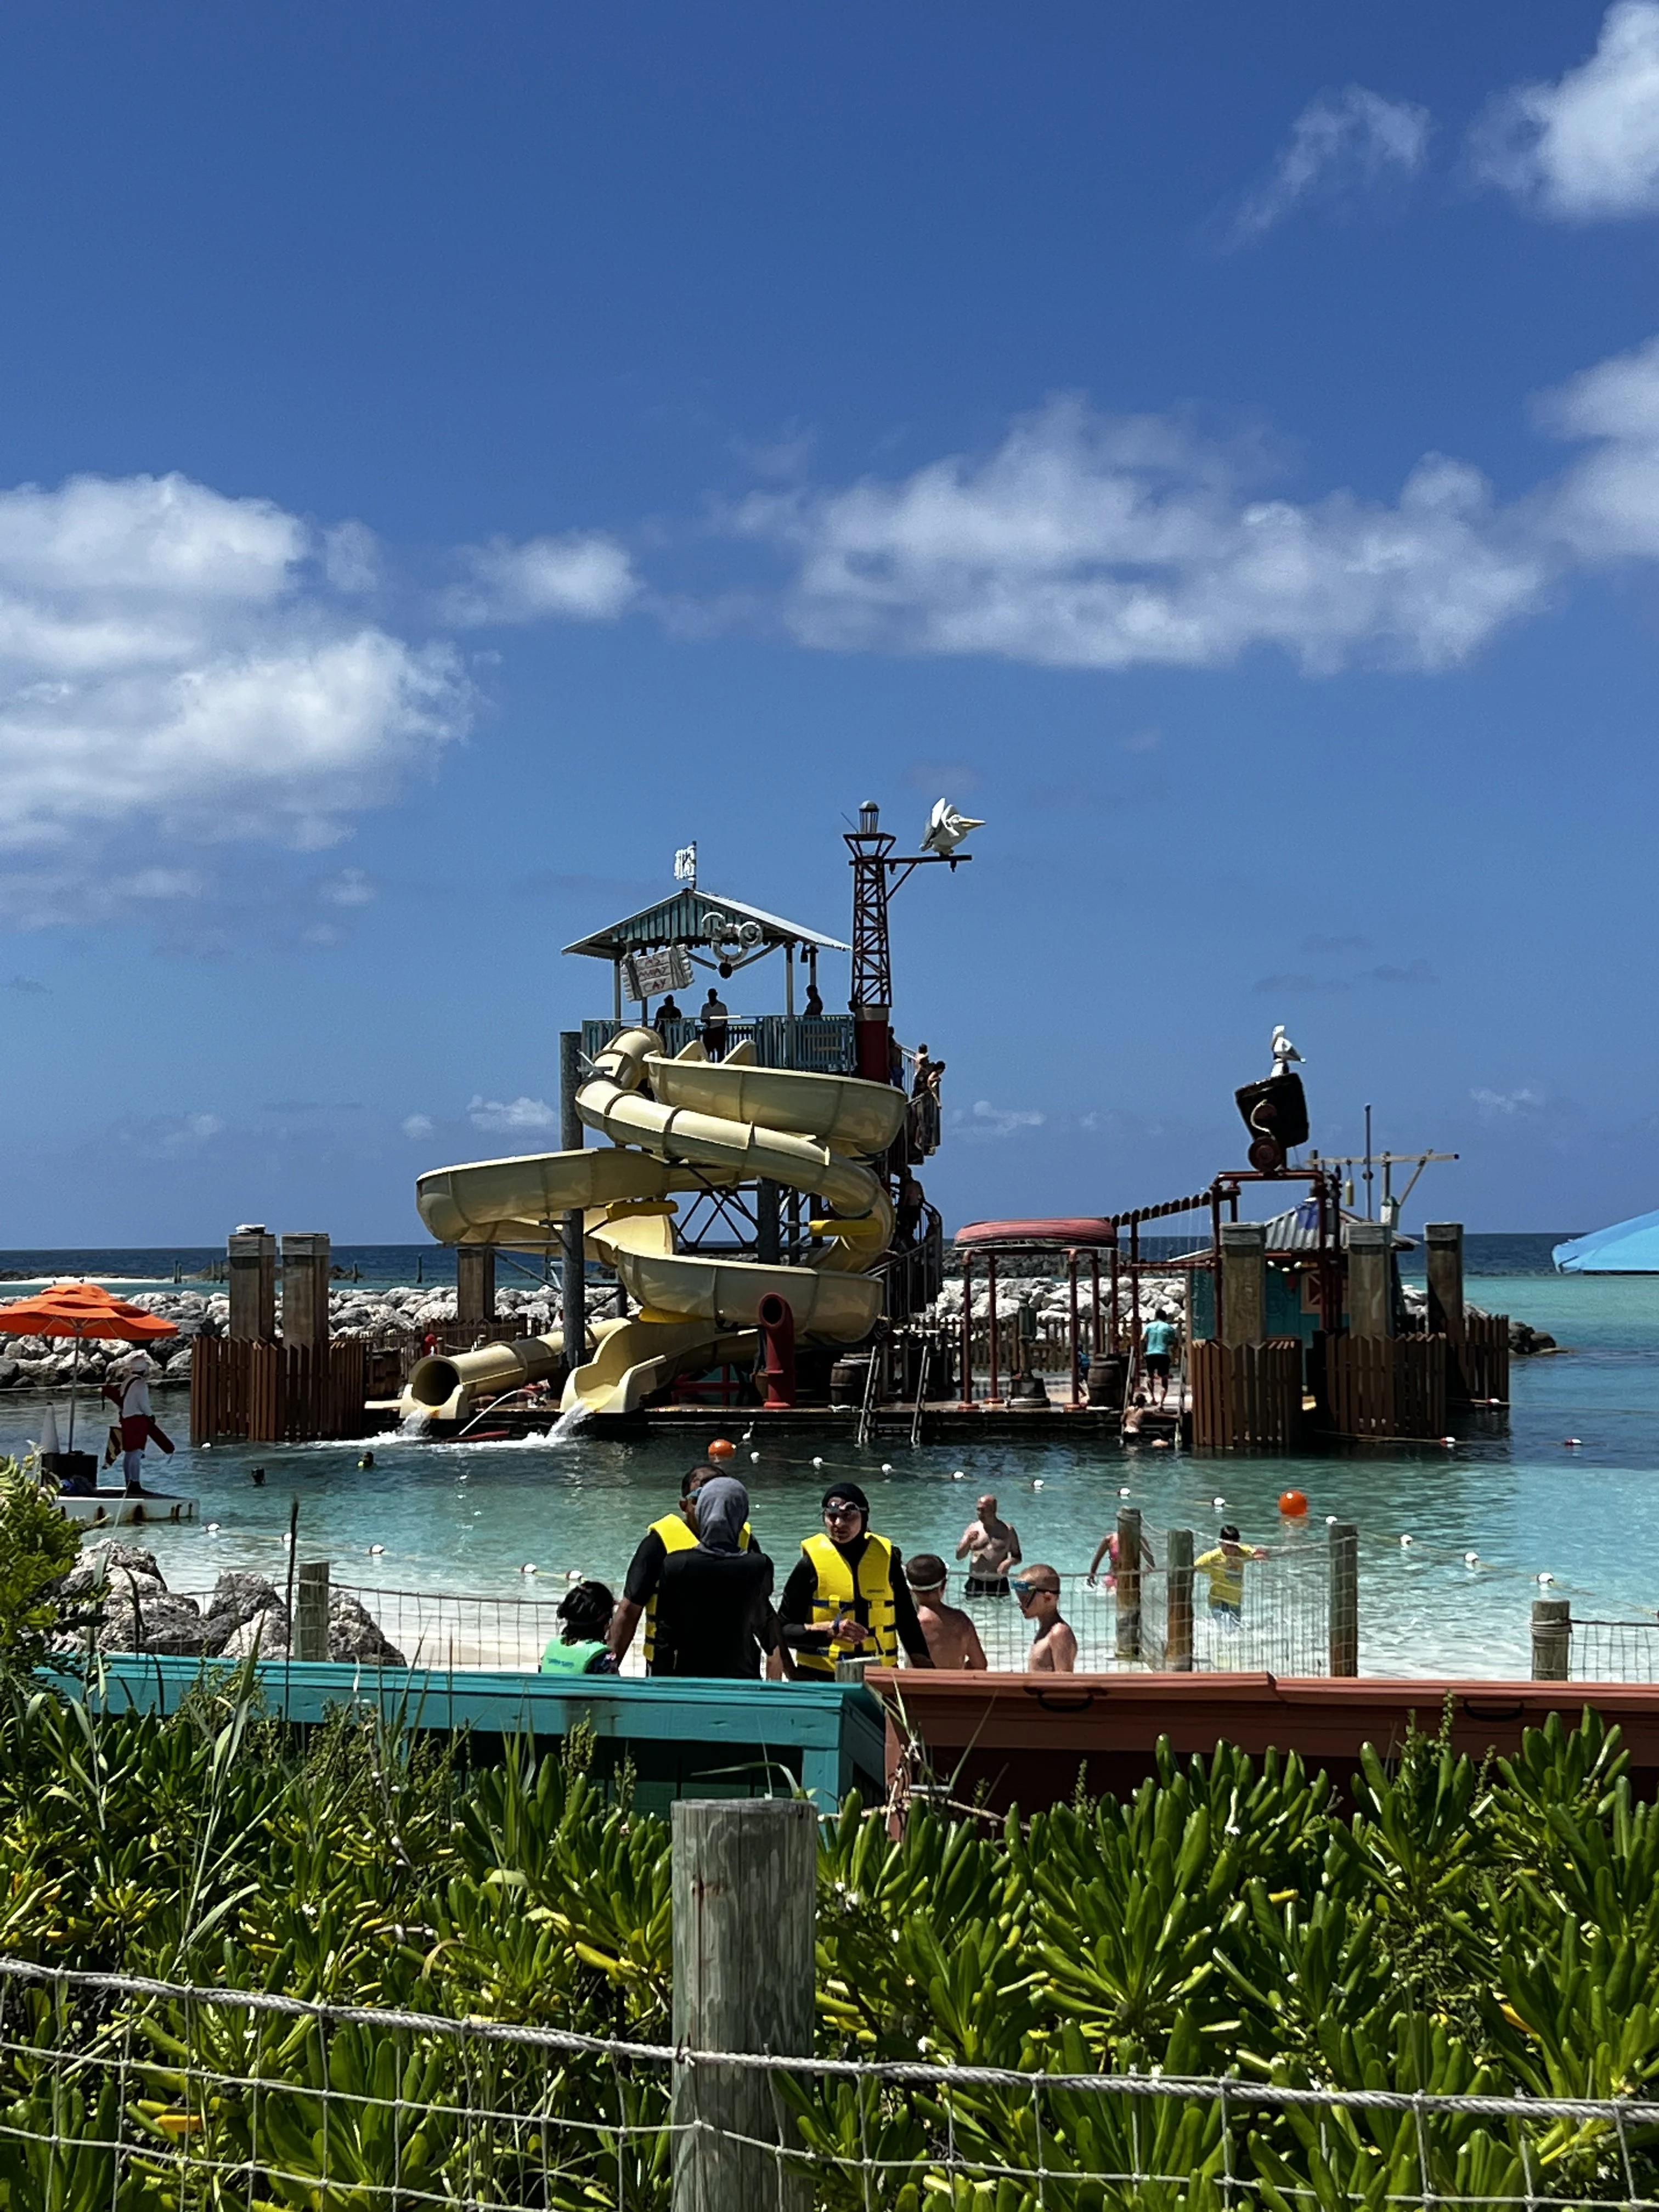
xmin=227 ymin=1227 xmax=275 ymax=1342
xmin=455 ymin=1245 xmax=496 ymax=1328
xmin=1347 ymin=1222 xmax=1393 ymax=1339
xmin=1218 ymin=1223 xmax=1266 ymax=1347
xmin=672 ymin=1798 xmax=814 ymax=2212
xmin=1531 ymin=1598 xmax=1572 ymax=1682
xmin=294 ymin=1561 xmax=331 ymax=1662
xmin=1328 ymin=1521 xmax=1358 ymax=1678
xmin=1166 ymin=1528 xmax=1194 ymax=1673
xmin=1115 ymin=1506 xmax=1143 ymax=1660
xmin=279 ymin=1233 xmax=330 ymax=1353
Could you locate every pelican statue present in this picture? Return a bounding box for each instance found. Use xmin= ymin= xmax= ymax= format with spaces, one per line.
xmin=1271 ymin=1024 xmax=1303 ymax=1077
xmin=921 ymin=798 xmax=985 ymax=857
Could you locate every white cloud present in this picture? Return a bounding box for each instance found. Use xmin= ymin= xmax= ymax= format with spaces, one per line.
xmin=160 ymin=1111 xmax=224 ymax=1148
xmin=1537 ymin=332 xmax=1659 ymax=557
xmin=447 ymin=533 xmax=639 ymax=624
xmin=1474 ymin=2 xmax=1659 ymax=218
xmin=0 ymin=472 xmax=469 ymax=908
xmin=1228 ymin=86 xmax=1431 ymax=241
xmin=959 ymin=1099 xmax=1047 ymax=1140
xmin=322 ymin=867 xmax=376 ymax=907
xmin=736 ymin=398 xmax=1548 ymax=674
xmin=468 ymin=1093 xmax=558 ymax=1133
xmin=402 ymin=1114 xmax=435 ymax=1141
xmin=1471 ymin=1085 xmax=1547 ymax=1118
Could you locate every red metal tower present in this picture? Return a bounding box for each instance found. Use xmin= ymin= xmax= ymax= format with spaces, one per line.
xmin=843 ymin=799 xmax=971 ymax=1085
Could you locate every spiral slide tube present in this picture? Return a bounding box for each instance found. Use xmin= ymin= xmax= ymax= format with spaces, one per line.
xmin=414 ymin=1026 xmax=907 ymax=1416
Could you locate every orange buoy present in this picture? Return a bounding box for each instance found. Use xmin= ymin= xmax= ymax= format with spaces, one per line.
xmin=1278 ymin=1488 xmax=1308 ymax=1517
xmin=707 ymin=1437 xmax=736 ymax=1459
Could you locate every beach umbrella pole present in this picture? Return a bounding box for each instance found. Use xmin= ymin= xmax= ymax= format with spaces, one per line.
xmin=67 ymin=1333 xmax=81 ymax=1451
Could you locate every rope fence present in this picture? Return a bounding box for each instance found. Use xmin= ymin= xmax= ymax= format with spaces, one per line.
xmin=1 ymin=1952 xmax=1657 ymax=2208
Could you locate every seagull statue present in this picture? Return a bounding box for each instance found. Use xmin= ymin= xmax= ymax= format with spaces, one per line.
xmin=1271 ymin=1024 xmax=1304 ymax=1077
xmin=921 ymin=798 xmax=985 ymax=857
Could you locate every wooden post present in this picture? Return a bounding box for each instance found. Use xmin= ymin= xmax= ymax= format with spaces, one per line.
xmin=1218 ymin=1223 xmax=1266 ymax=1347
xmin=1531 ymin=1598 xmax=1571 ymax=1682
xmin=279 ymin=1233 xmax=330 ymax=1352
xmin=1166 ymin=1528 xmax=1194 ymax=1673
xmin=958 ymin=1255 xmax=974 ymax=1406
xmin=455 ymin=1245 xmax=496 ymax=1329
xmin=1068 ymin=1249 xmax=1081 ymax=1407
xmin=986 ymin=1252 xmax=1000 ymax=1405
xmin=1328 ymin=1521 xmax=1358 ymax=1678
xmin=1114 ymin=1506 xmax=1142 ymax=1660
xmin=560 ymin=1030 xmax=586 ymax=1372
xmin=294 ymin=1561 xmax=330 ymax=1662
xmin=1347 ymin=1222 xmax=1392 ymax=1339
xmin=227 ymin=1226 xmax=275 ymax=1341
xmin=672 ymin=1799 xmax=815 ymax=2212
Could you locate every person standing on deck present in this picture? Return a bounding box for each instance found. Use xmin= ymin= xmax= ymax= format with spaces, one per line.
xmin=778 ymin=1483 xmax=934 ymax=1673
xmin=802 ymin=980 xmax=825 ymax=1019
xmin=1142 ymin=1307 xmax=1180 ymax=1406
xmin=650 ymin=1477 xmax=776 ymax=1678
xmin=700 ymin=987 xmax=729 ymax=1060
xmin=607 ymin=1464 xmax=763 ymax=1673
xmin=101 ymin=1353 xmax=172 ymax=1497
xmin=955 ymin=1492 xmax=1022 ymax=1596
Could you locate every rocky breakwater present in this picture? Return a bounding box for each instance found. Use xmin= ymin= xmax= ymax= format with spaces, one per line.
xmin=1397 ymin=1284 xmax=1559 ymax=1354
xmin=0 ymin=1280 xmax=563 ymax=1391
xmin=929 ymin=1270 xmax=1187 ymax=1334
xmin=54 ymin=1540 xmax=407 ymax=1664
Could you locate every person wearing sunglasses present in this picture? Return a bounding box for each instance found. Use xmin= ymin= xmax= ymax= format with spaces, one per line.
xmin=1012 ymin=1566 xmax=1076 ymax=1673
xmin=777 ymin=1482 xmax=934 ymax=1675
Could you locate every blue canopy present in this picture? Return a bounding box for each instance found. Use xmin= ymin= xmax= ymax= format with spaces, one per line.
xmin=1554 ymin=1210 xmax=1659 ymax=1272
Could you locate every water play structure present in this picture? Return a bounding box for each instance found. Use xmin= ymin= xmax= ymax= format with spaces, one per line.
xmin=415 ymin=1025 xmax=908 ymax=1415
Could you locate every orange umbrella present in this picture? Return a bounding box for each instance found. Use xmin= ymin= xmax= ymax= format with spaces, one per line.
xmin=0 ymin=1284 xmax=177 ymax=1449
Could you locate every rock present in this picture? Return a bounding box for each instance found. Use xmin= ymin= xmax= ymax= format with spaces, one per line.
xmin=98 ymin=1591 xmax=207 ymax=1656
xmin=326 ymin=1590 xmax=405 ymax=1667
xmin=1530 ymin=1331 xmax=1557 ymax=1352
xmin=204 ymin=1571 xmax=284 ymax=1635
xmin=216 ymin=1611 xmax=290 ymax=1661
xmin=0 ymin=1359 xmax=18 ymax=1389
xmin=70 ymin=1539 xmax=166 ymax=1597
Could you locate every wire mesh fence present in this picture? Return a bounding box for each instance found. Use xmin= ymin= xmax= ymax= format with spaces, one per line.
xmin=1570 ymin=1615 xmax=1659 ymax=1683
xmin=4 ymin=1955 xmax=1659 ymax=2208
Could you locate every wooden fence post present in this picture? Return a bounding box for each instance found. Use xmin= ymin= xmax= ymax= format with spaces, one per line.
xmin=1531 ymin=1598 xmax=1571 ymax=1682
xmin=1166 ymin=1528 xmax=1194 ymax=1673
xmin=672 ymin=1798 xmax=814 ymax=2212
xmin=1115 ymin=1506 xmax=1142 ymax=1660
xmin=294 ymin=1561 xmax=331 ymax=1662
xmin=1328 ymin=1521 xmax=1358 ymax=1678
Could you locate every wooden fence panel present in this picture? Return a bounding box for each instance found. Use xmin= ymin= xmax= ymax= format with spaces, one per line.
xmin=1327 ymin=1335 xmax=1447 ymax=1440
xmin=1190 ymin=1338 xmax=1302 ymax=1451
xmin=1456 ymin=1311 xmax=1509 ymax=1405
xmin=189 ymin=1334 xmax=366 ymax=1444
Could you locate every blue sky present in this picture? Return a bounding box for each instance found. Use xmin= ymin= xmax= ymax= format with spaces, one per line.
xmin=2 ymin=1 xmax=1657 ymax=1244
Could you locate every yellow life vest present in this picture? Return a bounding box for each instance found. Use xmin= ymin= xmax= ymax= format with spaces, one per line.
xmin=643 ymin=1509 xmax=752 ymax=1667
xmin=795 ymin=1531 xmax=897 ymax=1675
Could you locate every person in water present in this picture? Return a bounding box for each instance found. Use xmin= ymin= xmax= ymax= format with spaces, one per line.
xmin=955 ymin=1492 xmax=1022 ymax=1596
xmin=1194 ymin=1523 xmax=1266 ymax=1628
xmin=540 ymin=1581 xmax=621 ymax=1675
xmin=1013 ymin=1565 xmax=1077 ymax=1673
xmin=778 ymin=1483 xmax=934 ymax=1675
xmin=649 ymin=1476 xmax=776 ymax=1679
xmin=903 ymin=1554 xmax=987 ymax=1669
xmin=608 ymin=1464 xmax=759 ymax=1673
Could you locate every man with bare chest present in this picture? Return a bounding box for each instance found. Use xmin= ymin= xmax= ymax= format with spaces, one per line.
xmin=955 ymin=1492 xmax=1022 ymax=1596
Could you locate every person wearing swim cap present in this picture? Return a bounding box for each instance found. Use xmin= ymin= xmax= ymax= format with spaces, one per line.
xmin=777 ymin=1482 xmax=933 ymax=1674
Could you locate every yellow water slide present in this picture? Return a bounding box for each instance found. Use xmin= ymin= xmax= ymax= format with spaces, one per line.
xmin=414 ymin=1027 xmax=907 ymax=1415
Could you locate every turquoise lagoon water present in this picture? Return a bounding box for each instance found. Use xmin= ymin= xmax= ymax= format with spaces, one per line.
xmin=3 ymin=1267 xmax=1657 ymax=1678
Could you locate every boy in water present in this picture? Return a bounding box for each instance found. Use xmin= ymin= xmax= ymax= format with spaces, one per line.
xmin=1012 ymin=1565 xmax=1076 ymax=1672
xmin=902 ymin=1554 xmax=988 ymax=1669
xmin=1194 ymin=1523 xmax=1266 ymax=1628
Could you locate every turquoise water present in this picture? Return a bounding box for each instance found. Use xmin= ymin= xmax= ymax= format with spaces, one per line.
xmin=4 ymin=1269 xmax=1656 ymax=1678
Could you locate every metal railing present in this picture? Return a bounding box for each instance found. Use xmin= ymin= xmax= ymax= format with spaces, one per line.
xmin=582 ymin=1014 xmax=856 ymax=1073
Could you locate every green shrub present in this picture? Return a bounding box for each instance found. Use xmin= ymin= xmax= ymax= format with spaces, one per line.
xmin=0 ymin=1455 xmax=79 ymax=1679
